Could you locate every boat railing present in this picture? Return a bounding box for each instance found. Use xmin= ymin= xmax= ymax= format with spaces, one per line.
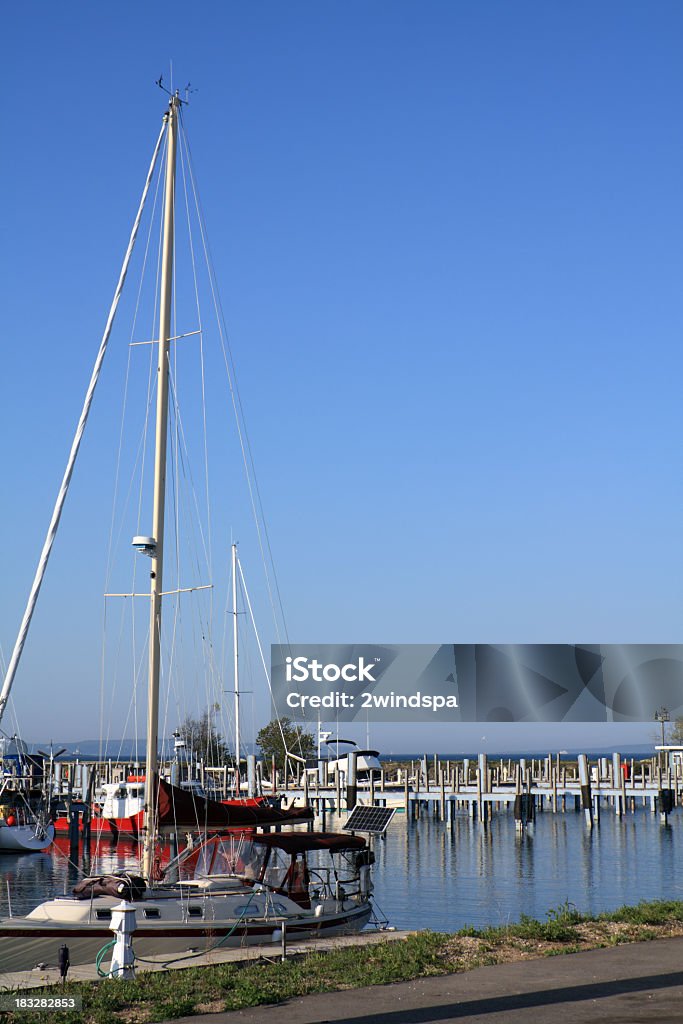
xmin=306 ymin=865 xmax=362 ymax=901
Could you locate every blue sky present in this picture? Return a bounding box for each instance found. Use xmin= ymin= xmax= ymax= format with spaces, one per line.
xmin=1 ymin=3 xmax=682 ymax=752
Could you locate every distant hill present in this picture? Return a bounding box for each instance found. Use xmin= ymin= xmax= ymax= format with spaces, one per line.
xmin=27 ymin=738 xmax=658 ymax=760
xmin=28 ymin=738 xmax=260 ymax=759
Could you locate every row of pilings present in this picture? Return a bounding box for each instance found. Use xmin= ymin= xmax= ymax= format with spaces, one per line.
xmin=295 ymin=750 xmax=682 ymax=828
xmin=397 ymin=751 xmax=681 ymax=828
xmin=11 ymin=750 xmax=681 ymax=838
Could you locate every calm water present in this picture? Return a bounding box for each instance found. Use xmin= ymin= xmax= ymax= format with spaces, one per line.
xmin=1 ymin=805 xmax=681 ymax=931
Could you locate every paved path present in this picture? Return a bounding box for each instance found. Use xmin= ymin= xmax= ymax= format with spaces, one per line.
xmin=172 ymin=936 xmax=683 ymax=1024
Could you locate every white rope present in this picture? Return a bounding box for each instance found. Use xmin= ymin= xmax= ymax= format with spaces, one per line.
xmin=0 ymin=121 xmax=166 ymax=729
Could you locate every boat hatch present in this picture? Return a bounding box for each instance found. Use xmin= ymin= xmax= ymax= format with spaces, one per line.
xmin=143 ymin=907 xmax=160 ymax=918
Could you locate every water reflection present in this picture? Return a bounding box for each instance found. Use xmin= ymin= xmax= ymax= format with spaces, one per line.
xmin=370 ymin=804 xmax=682 ymax=931
xmin=0 ymin=805 xmax=680 ymax=930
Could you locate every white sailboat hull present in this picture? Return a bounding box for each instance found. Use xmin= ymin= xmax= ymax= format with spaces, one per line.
xmin=0 ymin=823 xmax=54 ymax=853
xmin=327 ymin=751 xmax=382 ymax=776
xmin=0 ymin=900 xmax=372 ymax=972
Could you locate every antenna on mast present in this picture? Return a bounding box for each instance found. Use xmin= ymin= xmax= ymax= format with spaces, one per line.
xmin=156 ymin=76 xmax=194 ymax=105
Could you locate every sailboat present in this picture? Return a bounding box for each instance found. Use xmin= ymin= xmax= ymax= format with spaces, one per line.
xmin=0 ymin=739 xmax=54 ymax=854
xmin=0 ymin=90 xmax=375 ymax=970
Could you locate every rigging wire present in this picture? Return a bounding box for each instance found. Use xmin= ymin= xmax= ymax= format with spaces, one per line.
xmin=178 ymin=113 xmax=291 ymax=655
xmin=178 ymin=124 xmax=213 ymax=609
xmin=94 ymin=107 xmax=299 ymax=809
xmin=0 ymin=119 xmax=166 ymax=733
xmin=100 ymin=131 xmax=168 ymax=765
xmin=236 ymin=557 xmax=304 ymax=763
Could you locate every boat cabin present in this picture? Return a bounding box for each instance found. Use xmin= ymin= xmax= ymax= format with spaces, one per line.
xmin=177 ymin=831 xmax=374 ymax=907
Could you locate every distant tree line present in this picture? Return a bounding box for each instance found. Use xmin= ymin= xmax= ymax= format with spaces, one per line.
xmin=177 ymin=708 xmax=314 ymax=771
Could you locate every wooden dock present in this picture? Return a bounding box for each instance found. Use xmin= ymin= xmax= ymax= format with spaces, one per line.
xmin=282 ymin=751 xmax=681 ymax=828
xmin=16 ymin=750 xmax=680 ymax=831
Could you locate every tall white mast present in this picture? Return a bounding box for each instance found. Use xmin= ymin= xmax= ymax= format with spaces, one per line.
xmin=142 ymin=93 xmax=179 ymax=882
xmin=232 ymin=543 xmax=240 ymax=774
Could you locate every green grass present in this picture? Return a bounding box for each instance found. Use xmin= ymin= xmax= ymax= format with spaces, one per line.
xmin=598 ymin=900 xmax=683 ymax=926
xmin=0 ymin=932 xmax=449 ymax=1024
xmin=6 ymin=901 xmax=683 ymax=1023
xmin=457 ymin=900 xmax=584 ymax=944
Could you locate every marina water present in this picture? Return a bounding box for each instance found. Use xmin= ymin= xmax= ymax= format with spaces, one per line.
xmin=1 ymin=805 xmax=680 ymax=932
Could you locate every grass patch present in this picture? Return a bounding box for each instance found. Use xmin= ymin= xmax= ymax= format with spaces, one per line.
xmin=6 ymin=900 xmax=683 ymax=1023
xmin=599 ymin=900 xmax=683 ymax=926
xmin=458 ymin=900 xmax=584 ymax=944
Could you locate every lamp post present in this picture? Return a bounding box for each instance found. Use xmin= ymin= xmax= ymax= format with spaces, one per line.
xmin=654 ymin=707 xmax=670 ymax=747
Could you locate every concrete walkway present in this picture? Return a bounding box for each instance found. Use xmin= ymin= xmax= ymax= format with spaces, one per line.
xmin=171 ymin=936 xmax=683 ymax=1024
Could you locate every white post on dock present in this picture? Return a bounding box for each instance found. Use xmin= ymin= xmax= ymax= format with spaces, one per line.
xmin=247 ymin=754 xmax=257 ymax=798
xmin=477 ymin=753 xmax=488 ymax=823
xmin=347 ymin=750 xmax=358 ymax=810
xmin=109 ymin=901 xmax=137 ymax=980
xmin=578 ymin=754 xmax=593 ymax=828
xmin=612 ymin=752 xmax=622 ymax=815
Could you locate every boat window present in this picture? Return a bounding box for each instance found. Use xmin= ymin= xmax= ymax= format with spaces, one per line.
xmin=262 ymin=847 xmax=291 ymax=890
xmin=285 ymin=853 xmax=311 ymax=909
xmin=143 ymin=908 xmax=161 ymax=918
xmin=191 ymin=837 xmax=267 ymax=881
xmin=187 ymin=906 xmax=202 ymax=918
xmin=273 ymin=903 xmax=288 ymax=915
xmin=95 ymin=909 xmax=112 ymax=920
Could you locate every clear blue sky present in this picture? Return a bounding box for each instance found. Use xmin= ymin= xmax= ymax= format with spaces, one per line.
xmin=1 ymin=3 xmax=682 ymax=752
